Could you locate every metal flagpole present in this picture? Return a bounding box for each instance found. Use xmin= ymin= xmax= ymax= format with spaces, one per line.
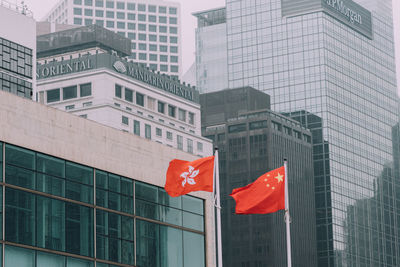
xmin=214 ymin=147 xmax=223 ymax=267
xmin=284 ymin=158 xmax=292 ymax=267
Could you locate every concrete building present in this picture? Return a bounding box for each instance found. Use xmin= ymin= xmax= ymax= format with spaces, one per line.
xmin=43 ymin=0 xmax=182 ymax=79
xmin=201 ymin=87 xmax=317 ymax=267
xmin=0 ymin=89 xmax=215 ymax=267
xmin=224 ymin=0 xmax=400 ymax=266
xmin=193 ymin=7 xmax=228 ymax=93
xmin=36 ymin=25 xmax=210 ymax=157
xmin=0 ymin=0 xmax=36 ymax=99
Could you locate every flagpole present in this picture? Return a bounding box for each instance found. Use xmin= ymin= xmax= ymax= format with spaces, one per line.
xmin=284 ymin=158 xmax=292 ymax=267
xmin=214 ymin=147 xmax=223 ymax=267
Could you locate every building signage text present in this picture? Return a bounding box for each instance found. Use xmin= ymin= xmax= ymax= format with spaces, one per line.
xmin=325 ymin=0 xmax=362 ymax=24
xmin=37 ymin=59 xmax=93 ymax=79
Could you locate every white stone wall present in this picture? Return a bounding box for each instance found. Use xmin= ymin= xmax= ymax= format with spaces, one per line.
xmin=0 ymin=90 xmax=216 ymax=267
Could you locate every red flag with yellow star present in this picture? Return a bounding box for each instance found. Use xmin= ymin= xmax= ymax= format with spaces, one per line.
xmin=230 ymin=166 xmax=285 ymax=214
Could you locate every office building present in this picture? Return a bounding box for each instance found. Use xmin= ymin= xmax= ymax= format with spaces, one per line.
xmin=0 ymin=0 xmax=36 ymax=99
xmin=0 ymin=89 xmax=215 ymax=267
xmin=43 ymin=0 xmax=181 ymax=79
xmin=36 ymin=25 xmax=210 ymax=157
xmin=193 ymin=7 xmax=228 ymax=93
xmin=224 ymin=0 xmax=400 ymax=266
xmin=201 ymin=87 xmax=317 ymax=267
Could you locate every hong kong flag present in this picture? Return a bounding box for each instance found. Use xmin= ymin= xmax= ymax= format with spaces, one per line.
xmin=165 ymin=156 xmax=215 ymax=197
xmin=230 ymin=166 xmax=285 ymax=214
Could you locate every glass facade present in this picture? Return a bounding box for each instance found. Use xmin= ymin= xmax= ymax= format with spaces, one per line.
xmin=194 ymin=8 xmax=228 ymax=93
xmin=0 ymin=142 xmax=205 ymax=267
xmin=226 ymin=0 xmax=399 ymax=266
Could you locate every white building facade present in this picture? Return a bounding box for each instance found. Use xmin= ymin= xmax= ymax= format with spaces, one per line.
xmin=43 ymin=0 xmax=182 ymax=79
xmin=0 ymin=0 xmax=36 ymax=99
xmin=36 ymin=26 xmax=210 ymax=157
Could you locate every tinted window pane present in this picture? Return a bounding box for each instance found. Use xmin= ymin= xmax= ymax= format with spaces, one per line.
xmin=5 ymin=165 xmax=35 ymax=189
xmin=37 ymin=153 xmax=65 ymax=177
xmin=136 ymin=181 xmax=158 ymax=202
xmin=182 ymin=195 xmax=203 ymax=215
xmin=80 ymin=83 xmax=91 ymax=97
xmin=63 ymin=86 xmax=77 ymax=100
xmin=183 ymin=232 xmax=205 ymax=267
xmin=160 ymin=226 xmax=183 ymax=267
xmin=183 ymin=211 xmax=204 ymax=231
xmin=5 ymin=246 xmax=35 ymax=267
xmin=47 ymin=88 xmax=60 ymax=103
xmin=66 ymin=162 xmax=93 ymax=185
xmin=136 ymin=220 xmax=159 ymax=267
xmin=5 ymin=144 xmax=35 ymax=170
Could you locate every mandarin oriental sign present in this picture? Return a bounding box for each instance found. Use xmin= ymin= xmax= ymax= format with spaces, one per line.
xmin=37 ymin=54 xmax=199 ymax=103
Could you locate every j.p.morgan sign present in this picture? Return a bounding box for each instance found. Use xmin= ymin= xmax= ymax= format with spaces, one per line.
xmin=281 ymin=0 xmax=373 ymax=39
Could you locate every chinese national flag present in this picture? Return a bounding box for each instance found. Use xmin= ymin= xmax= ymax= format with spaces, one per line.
xmin=165 ymin=156 xmax=215 ymax=197
xmin=230 ymin=166 xmax=285 ymax=214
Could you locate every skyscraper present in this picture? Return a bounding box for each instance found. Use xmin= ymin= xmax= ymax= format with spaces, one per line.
xmin=193 ymin=7 xmax=228 ymax=93
xmin=43 ymin=0 xmax=181 ymax=79
xmin=0 ymin=0 xmax=36 ymax=99
xmin=225 ymin=0 xmax=399 ymax=266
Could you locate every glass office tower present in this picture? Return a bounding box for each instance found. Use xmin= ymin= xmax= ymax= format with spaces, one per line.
xmin=226 ymin=0 xmax=399 ymax=266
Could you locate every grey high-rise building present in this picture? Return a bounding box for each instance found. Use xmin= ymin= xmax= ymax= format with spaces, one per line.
xmin=201 ymin=87 xmax=317 ymax=267
xmin=194 ymin=7 xmax=228 ymax=93
xmin=225 ymin=0 xmax=400 ymax=266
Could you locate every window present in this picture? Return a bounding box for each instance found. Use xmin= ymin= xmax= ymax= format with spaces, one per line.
xmin=159 ymin=26 xmax=167 ymax=33
xmin=73 ymin=8 xmax=82 ymax=15
xmin=136 ymin=93 xmax=144 ymax=106
xmin=147 ymin=97 xmax=156 ymax=110
xmin=125 ymin=88 xmax=133 ymax=102
xmin=178 ymin=109 xmax=186 ymax=122
xmin=160 ymin=65 xmax=168 ymax=72
xmin=131 ymin=42 xmax=136 ymax=49
xmin=149 ymin=44 xmax=157 ymax=51
xmin=171 ymin=56 xmax=178 ymax=63
xmin=127 ymin=3 xmax=135 ymax=10
xmin=106 ymin=11 xmax=114 ymax=18
xmin=170 ymin=46 xmax=178 ymax=53
xmin=159 ymin=6 xmax=166 ymax=13
xmin=177 ymin=135 xmax=183 ymax=150
xmin=160 ymin=45 xmax=168 ymax=52
xmin=84 ymin=0 xmax=92 ymax=5
xmin=127 ymin=13 xmax=135 ymax=20
xmin=106 ymin=20 xmax=114 ymax=27
xmin=272 ymin=121 xmax=282 ymax=131
xmin=106 ymin=1 xmax=113 ymax=8
xmin=74 ymin=18 xmax=82 ymax=25
xmin=169 ymin=17 xmax=177 ymax=24
xmin=65 ymin=104 xmax=75 ymax=110
xmin=84 ymin=9 xmax=93 ymax=16
xmin=228 ymin=123 xmax=246 ymax=133
xmin=134 ymin=120 xmax=140 ymax=136
xmin=80 ymin=83 xmax=91 ymax=97
xmin=156 ymin=128 xmax=162 ymax=137
xmin=170 ymin=36 xmax=178 ymax=43
xmin=158 ymin=101 xmax=165 ymax=113
xmin=168 ymin=105 xmax=176 ymax=117
xmin=138 ymin=4 xmax=146 ymax=11
xmin=197 ymin=142 xmax=203 ymax=152
xmin=138 ymin=24 xmax=146 ymax=31
xmin=149 ymin=54 xmax=157 ymax=61
xmin=122 ymin=116 xmax=128 ymax=125
xmin=170 ymin=27 xmax=177 ymax=34
xmin=63 ymin=86 xmax=77 ymax=100
xmin=159 ymin=16 xmax=167 ymax=23
xmin=249 ymin=120 xmax=268 ymax=130
xmin=138 ymin=34 xmax=146 ymax=41
xmin=95 ymin=10 xmax=103 ymax=17
xmin=294 ymin=130 xmax=301 ymax=139
xmin=85 ymin=19 xmax=93 ymax=25
xmin=74 ymin=0 xmax=82 ymax=4
xmin=187 ymin=139 xmax=193 ymax=154
xmin=169 ymin=7 xmax=177 ymax=14
xmin=127 ymin=23 xmax=135 ymax=30
xmin=117 ymin=22 xmax=125 ymax=29
xmin=149 ymin=64 xmax=157 ymax=71
xmin=116 ymin=1 xmax=124 ymax=9
xmin=171 ymin=65 xmax=178 ymax=73
xmin=166 ymin=131 xmax=173 ymax=140
xmin=188 ymin=112 xmax=194 ymax=125
xmin=139 ymin=53 xmax=146 ymax=60
xmin=138 ymin=43 xmax=146 ymax=51
xmin=159 ymin=36 xmax=167 ymax=43
xmin=95 ymin=0 xmax=103 ymax=7
xmin=148 ymin=15 xmax=157 ymax=23
xmin=115 ymin=84 xmax=122 ymax=98
xmin=47 ymin=89 xmax=60 ymax=103
xmin=145 ymin=124 xmax=151 ymax=139
xmin=117 ymin=12 xmax=125 ymax=19
xmin=138 ymin=14 xmax=146 ymax=21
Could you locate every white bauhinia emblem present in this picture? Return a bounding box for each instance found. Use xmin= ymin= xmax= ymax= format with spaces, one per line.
xmin=180 ymin=166 xmax=199 ymax=187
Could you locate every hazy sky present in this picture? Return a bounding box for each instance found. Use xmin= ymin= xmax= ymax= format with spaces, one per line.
xmin=20 ymin=0 xmax=400 ymax=92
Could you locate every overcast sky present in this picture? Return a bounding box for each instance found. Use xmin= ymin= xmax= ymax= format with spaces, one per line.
xmin=21 ymin=0 xmax=400 ymax=93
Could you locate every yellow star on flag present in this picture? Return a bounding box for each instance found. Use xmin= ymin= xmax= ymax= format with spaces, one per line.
xmin=275 ymin=172 xmax=284 ymax=183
